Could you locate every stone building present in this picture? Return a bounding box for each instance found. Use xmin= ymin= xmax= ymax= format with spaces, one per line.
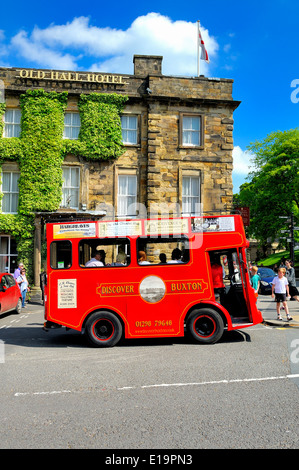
xmin=0 ymin=55 xmax=240 ymax=299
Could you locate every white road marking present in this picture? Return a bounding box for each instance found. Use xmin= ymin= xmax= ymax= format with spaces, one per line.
xmin=14 ymin=373 xmax=299 ymax=396
xmin=15 ymin=390 xmax=72 ymax=397
xmin=118 ymin=374 xmax=299 ymax=390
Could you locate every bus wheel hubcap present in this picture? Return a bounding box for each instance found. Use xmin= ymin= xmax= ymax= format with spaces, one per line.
xmin=93 ymin=319 xmax=114 ymax=340
xmin=194 ymin=315 xmax=216 ymax=338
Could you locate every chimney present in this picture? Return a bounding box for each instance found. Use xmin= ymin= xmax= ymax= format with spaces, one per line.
xmin=133 ymin=55 xmax=163 ymax=77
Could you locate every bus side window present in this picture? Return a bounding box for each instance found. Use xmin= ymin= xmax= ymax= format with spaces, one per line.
xmin=79 ymin=238 xmax=130 ymax=268
xmin=50 ymin=240 xmax=72 ymax=269
xmin=137 ymin=236 xmax=190 ymax=265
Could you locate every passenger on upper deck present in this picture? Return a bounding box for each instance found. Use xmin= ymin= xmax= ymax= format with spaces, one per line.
xmin=168 ymin=248 xmax=183 ymax=264
xmin=85 ymin=250 xmax=104 ymax=267
xmin=112 ymin=252 xmax=127 ymax=266
xmin=138 ymin=251 xmax=151 ymax=265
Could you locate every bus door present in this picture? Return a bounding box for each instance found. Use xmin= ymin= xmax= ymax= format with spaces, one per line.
xmin=209 ymin=249 xmax=249 ymax=322
xmin=237 ymin=247 xmax=254 ymax=322
xmin=228 ymin=249 xmax=250 ymax=322
xmin=126 ymin=235 xmax=191 ymax=338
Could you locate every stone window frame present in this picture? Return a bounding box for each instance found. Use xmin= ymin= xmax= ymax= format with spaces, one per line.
xmin=0 ymin=235 xmax=18 ymax=273
xmin=114 ymin=167 xmax=139 ymax=218
xmin=1 ymin=162 xmax=20 ymax=214
xmin=179 ymin=168 xmax=202 ymax=217
xmin=3 ymin=108 xmax=22 ymax=138
xmin=59 ymin=156 xmax=88 ymax=211
xmin=63 ymin=112 xmax=81 ymax=140
xmin=61 ymin=166 xmax=80 ymax=210
xmin=120 ymin=113 xmax=141 ymax=147
xmin=179 ymin=112 xmax=205 ymax=149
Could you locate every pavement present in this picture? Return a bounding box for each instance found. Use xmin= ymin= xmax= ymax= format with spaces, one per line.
xmin=21 ymin=301 xmax=44 ymax=316
xmin=258 ymin=294 xmax=299 ymax=328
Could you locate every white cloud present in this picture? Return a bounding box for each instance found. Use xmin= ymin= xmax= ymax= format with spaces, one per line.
xmin=232 ymin=146 xmax=254 ymax=176
xmin=8 ymin=13 xmax=219 ymax=74
xmin=11 ymin=30 xmax=77 ymax=70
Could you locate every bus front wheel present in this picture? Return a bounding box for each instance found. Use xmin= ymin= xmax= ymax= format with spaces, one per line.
xmin=187 ymin=308 xmax=224 ymax=344
xmin=85 ymin=311 xmax=122 ymax=347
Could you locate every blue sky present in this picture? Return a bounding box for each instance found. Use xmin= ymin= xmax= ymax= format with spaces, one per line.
xmin=1 ymin=0 xmax=298 ymax=192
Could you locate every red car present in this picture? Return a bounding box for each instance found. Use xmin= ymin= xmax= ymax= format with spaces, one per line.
xmin=0 ymin=273 xmax=22 ymax=315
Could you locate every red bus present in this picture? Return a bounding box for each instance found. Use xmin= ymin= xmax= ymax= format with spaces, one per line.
xmin=43 ymin=215 xmax=263 ymax=347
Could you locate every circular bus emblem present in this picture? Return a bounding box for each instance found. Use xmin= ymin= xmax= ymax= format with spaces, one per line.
xmin=139 ymin=276 xmax=166 ymax=303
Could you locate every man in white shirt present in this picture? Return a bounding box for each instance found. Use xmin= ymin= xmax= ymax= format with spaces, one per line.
xmin=271 ymin=267 xmax=292 ymax=321
xmin=85 ymin=251 xmax=104 ymax=267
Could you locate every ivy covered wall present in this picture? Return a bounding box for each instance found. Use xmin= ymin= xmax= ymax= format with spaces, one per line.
xmin=0 ymin=89 xmax=128 ymax=282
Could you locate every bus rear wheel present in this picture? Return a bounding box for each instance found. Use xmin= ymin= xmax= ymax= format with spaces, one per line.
xmin=85 ymin=311 xmax=122 ymax=347
xmin=187 ymin=308 xmax=224 ymax=344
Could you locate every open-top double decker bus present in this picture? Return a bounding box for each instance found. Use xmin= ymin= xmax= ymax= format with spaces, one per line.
xmin=43 ymin=215 xmax=263 ymax=347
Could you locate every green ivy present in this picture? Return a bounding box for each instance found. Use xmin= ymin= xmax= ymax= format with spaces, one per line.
xmin=62 ymin=92 xmax=128 ymax=160
xmin=18 ymin=89 xmax=68 ymax=214
xmin=0 ymin=103 xmax=5 ymax=137
xmin=0 ymin=89 xmax=128 ymax=283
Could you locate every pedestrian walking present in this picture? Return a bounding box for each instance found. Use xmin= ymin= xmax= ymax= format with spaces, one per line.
xmin=285 ymin=259 xmax=299 ymax=303
xmin=17 ymin=267 xmax=30 ymax=308
xmin=271 ymin=267 xmax=293 ymax=321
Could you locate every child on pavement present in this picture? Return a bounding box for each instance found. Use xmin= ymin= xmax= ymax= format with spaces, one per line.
xmin=271 ymin=267 xmax=293 ymax=321
xmin=250 ymin=266 xmax=260 ymax=300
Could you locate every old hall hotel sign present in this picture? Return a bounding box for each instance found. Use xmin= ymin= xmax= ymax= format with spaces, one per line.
xmin=17 ymin=68 xmax=128 ymax=85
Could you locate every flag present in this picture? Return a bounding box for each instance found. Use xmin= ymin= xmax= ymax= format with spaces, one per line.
xmin=198 ymin=25 xmax=209 ymax=63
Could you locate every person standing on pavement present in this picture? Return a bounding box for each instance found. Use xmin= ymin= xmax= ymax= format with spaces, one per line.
xmin=17 ymin=267 xmax=30 ymax=308
xmin=250 ymin=266 xmax=260 ymax=301
xmin=271 ymin=267 xmax=293 ymax=321
xmin=285 ymin=259 xmax=299 ymax=303
xmin=17 ymin=268 xmax=30 ymax=308
xmin=13 ymin=262 xmax=23 ymax=281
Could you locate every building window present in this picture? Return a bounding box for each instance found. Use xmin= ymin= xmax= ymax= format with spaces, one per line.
xmin=63 ymin=113 xmax=81 ymax=139
xmin=182 ymin=175 xmax=201 ymax=216
xmin=0 ymin=236 xmax=18 ymax=273
xmin=61 ymin=167 xmax=80 ymax=209
xmin=4 ymin=109 xmax=21 ymax=138
xmin=181 ymin=114 xmax=203 ymax=147
xmin=1 ymin=171 xmax=20 ymax=214
xmin=121 ymin=115 xmax=138 ymax=145
xmin=118 ymin=175 xmax=137 ymax=217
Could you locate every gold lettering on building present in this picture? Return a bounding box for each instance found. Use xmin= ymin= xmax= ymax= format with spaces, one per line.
xmin=17 ymin=69 xmax=128 ymax=85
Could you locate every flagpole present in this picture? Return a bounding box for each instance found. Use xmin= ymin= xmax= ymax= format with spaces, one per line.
xmin=197 ymin=20 xmax=200 ymax=77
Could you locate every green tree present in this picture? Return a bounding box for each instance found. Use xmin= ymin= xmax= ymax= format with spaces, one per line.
xmin=236 ymin=129 xmax=299 ymax=255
